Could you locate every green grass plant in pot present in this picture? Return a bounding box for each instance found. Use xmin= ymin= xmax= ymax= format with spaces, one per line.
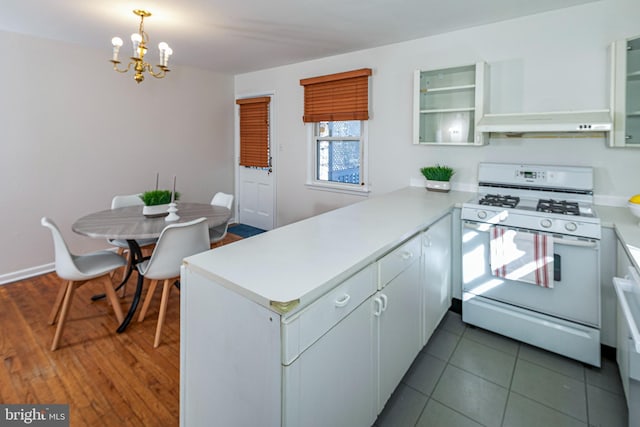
xmin=140 ymin=190 xmax=180 ymax=217
xmin=420 ymin=164 xmax=454 ymax=192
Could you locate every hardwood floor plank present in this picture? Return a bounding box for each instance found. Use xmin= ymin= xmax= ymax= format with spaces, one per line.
xmin=0 ymin=232 xmax=242 ymax=425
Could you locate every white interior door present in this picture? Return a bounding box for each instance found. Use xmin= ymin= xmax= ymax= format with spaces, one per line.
xmin=236 ymin=93 xmax=275 ymax=231
xmin=238 ymin=167 xmax=274 ymax=230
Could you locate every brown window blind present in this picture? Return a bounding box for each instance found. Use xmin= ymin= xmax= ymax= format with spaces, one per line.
xmin=236 ymin=96 xmax=270 ymax=167
xmin=300 ymin=68 xmax=372 ymax=123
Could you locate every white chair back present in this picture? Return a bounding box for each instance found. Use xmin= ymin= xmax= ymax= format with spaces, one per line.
xmin=210 ymin=192 xmax=234 ymax=210
xmin=111 ymin=194 xmax=144 ymax=209
xmin=41 ymin=217 xmax=83 ymax=280
xmin=142 ymin=218 xmax=210 ymax=280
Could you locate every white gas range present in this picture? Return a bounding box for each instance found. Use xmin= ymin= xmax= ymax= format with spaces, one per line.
xmin=461 ymin=162 xmax=602 ymax=366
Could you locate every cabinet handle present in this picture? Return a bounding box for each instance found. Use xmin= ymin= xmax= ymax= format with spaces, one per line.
xmin=400 ymin=251 xmax=413 ymax=260
xmin=380 ymin=294 xmax=388 ymax=312
xmin=334 ymin=294 xmax=351 ymax=308
xmin=373 ymin=297 xmax=383 ymax=316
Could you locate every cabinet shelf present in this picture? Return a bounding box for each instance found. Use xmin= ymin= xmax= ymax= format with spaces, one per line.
xmin=413 ymin=62 xmax=488 ymax=145
xmin=420 ymin=84 xmax=476 ymax=93
xmin=420 ymin=107 xmax=476 ymax=114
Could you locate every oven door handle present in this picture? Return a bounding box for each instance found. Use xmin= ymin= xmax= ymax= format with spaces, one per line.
xmin=552 ymin=238 xmax=598 ymax=248
xmin=463 ymin=221 xmax=598 ymax=248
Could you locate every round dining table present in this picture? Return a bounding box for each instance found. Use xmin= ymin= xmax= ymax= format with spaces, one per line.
xmin=72 ymin=202 xmax=231 ymax=332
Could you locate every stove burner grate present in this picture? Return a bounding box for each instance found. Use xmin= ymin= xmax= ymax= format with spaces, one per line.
xmin=478 ymin=194 xmax=520 ymax=208
xmin=536 ymin=199 xmax=580 ymax=216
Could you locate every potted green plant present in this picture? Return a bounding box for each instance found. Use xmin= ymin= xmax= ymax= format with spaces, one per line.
xmin=140 ymin=190 xmax=180 ymax=217
xmin=420 ymin=164 xmax=455 ymax=192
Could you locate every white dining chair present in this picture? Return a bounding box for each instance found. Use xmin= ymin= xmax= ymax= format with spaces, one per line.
xmin=41 ymin=217 xmax=126 ymax=351
xmin=109 ymin=194 xmax=157 ymax=294
xmin=137 ymin=217 xmax=210 ymax=348
xmin=209 ymin=192 xmax=234 ymax=245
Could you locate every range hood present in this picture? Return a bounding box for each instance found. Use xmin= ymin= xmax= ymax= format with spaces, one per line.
xmin=477 ymin=110 xmax=612 ymax=134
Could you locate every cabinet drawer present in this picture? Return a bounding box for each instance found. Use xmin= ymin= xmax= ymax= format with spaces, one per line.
xmin=281 ymin=264 xmax=376 ymax=365
xmin=378 ymin=234 xmax=421 ymax=289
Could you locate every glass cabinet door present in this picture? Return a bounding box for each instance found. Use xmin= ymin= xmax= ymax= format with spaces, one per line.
xmin=626 ymin=37 xmax=640 ymax=144
xmin=413 ymin=62 xmax=488 ymax=145
xmin=611 ymin=35 xmax=640 ymax=147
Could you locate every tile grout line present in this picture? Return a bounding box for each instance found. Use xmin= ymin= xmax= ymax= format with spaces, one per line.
xmin=499 ymin=340 xmax=521 ymax=426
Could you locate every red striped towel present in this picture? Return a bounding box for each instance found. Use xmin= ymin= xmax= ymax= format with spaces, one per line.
xmin=490 ymin=226 xmax=554 ymax=288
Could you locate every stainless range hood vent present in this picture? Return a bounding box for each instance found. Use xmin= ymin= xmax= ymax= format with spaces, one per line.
xmin=477 ymin=110 xmax=612 ymax=134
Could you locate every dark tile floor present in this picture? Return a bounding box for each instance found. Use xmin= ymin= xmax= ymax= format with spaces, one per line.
xmin=375 ymin=311 xmax=628 ymax=427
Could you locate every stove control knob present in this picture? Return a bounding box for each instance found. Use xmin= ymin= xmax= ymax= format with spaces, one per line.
xmin=540 ymin=219 xmax=553 ymax=228
xmin=477 ymin=210 xmax=488 ymax=220
xmin=565 ymin=222 xmax=578 ymax=232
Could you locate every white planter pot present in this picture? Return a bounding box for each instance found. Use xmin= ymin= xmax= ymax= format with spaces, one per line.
xmin=143 ymin=204 xmax=170 ymax=218
xmin=425 ymin=180 xmax=451 ymax=193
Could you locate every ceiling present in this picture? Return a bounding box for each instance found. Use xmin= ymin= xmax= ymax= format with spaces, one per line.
xmin=1 ymin=0 xmax=598 ymax=75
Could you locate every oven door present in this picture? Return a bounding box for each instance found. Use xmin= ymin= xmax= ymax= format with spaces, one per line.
xmin=461 ymin=220 xmax=600 ymax=327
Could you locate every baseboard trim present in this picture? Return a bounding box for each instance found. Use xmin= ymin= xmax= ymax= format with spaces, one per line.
xmin=0 ymin=263 xmax=55 ymax=285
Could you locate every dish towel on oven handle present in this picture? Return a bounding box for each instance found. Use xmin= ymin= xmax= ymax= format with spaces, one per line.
xmin=490 ymin=225 xmax=554 ymax=288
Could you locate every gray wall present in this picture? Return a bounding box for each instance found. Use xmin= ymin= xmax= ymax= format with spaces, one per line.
xmin=0 ymin=30 xmax=235 ymax=282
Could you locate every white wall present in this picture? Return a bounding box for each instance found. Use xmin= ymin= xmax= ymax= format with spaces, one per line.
xmin=235 ymin=0 xmax=640 ymax=227
xmin=0 ymin=31 xmax=235 ymax=282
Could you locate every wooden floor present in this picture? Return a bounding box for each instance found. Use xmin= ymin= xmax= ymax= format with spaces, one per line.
xmin=0 ymin=232 xmax=243 ymax=426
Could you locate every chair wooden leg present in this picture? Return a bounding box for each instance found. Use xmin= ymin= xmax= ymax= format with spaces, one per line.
xmin=48 ymin=280 xmax=69 ymax=325
xmin=51 ymin=281 xmax=77 ymax=351
xmin=102 ymin=276 xmax=124 ymax=324
xmin=153 ymin=279 xmax=173 ymax=348
xmin=138 ymin=279 xmax=158 ymax=322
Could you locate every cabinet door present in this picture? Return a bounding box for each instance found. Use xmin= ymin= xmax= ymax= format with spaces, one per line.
xmin=283 ymin=298 xmax=376 ymax=427
xmin=611 ymin=36 xmax=640 ymax=147
xmin=422 ymin=214 xmax=452 ymax=344
xmin=376 ymin=261 xmax=422 ymax=412
xmin=413 ymin=62 xmax=488 ymax=145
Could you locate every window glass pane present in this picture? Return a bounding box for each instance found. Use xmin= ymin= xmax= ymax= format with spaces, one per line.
xmin=317 ymin=121 xmax=361 ymax=138
xmin=316 ymin=140 xmax=360 ymax=184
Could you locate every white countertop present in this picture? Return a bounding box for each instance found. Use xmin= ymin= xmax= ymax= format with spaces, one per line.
xmin=184 ymin=187 xmax=474 ymax=316
xmin=595 ymin=205 xmax=640 ymax=270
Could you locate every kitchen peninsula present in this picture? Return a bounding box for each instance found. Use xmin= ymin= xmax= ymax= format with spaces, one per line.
xmin=179 ymin=185 xmax=640 ymax=427
xmin=179 ymin=187 xmax=473 ymax=427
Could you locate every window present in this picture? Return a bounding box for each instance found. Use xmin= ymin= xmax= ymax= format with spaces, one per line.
xmin=314 ymin=120 xmax=364 ymax=184
xmin=300 ymin=68 xmax=371 ymax=193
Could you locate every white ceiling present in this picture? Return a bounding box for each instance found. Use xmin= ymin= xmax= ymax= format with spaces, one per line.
xmin=1 ymin=0 xmax=597 ymax=75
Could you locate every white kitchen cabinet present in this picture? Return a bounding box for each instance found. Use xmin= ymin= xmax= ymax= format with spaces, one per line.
xmin=422 ymin=213 xmax=452 ymax=344
xmin=375 ymin=260 xmax=421 ymax=412
xmin=618 ymin=240 xmax=635 ymax=277
xmin=282 ymin=265 xmax=376 ymax=427
xmin=413 ymin=62 xmax=489 ymax=145
xmin=611 ymin=35 xmax=640 ymax=147
xmin=600 ymin=226 xmax=617 ymax=346
xmin=283 ymin=297 xmax=376 ymax=427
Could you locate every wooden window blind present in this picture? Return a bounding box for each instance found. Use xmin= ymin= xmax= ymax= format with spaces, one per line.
xmin=236 ymin=96 xmax=270 ymax=167
xmin=300 ymin=68 xmax=372 ymax=123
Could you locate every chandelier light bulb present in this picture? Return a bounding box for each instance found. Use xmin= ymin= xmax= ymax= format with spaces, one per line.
xmin=158 ymin=42 xmax=169 ymax=51
xmin=111 ymin=37 xmax=123 ymax=61
xmin=131 ymin=33 xmax=142 ymax=58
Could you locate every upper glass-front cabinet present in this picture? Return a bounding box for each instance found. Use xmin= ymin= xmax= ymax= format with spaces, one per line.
xmin=611 ymin=36 xmax=640 ymax=147
xmin=413 ymin=62 xmax=488 ymax=145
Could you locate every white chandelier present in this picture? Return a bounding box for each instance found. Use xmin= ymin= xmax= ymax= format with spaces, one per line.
xmin=110 ymin=10 xmax=173 ymax=84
